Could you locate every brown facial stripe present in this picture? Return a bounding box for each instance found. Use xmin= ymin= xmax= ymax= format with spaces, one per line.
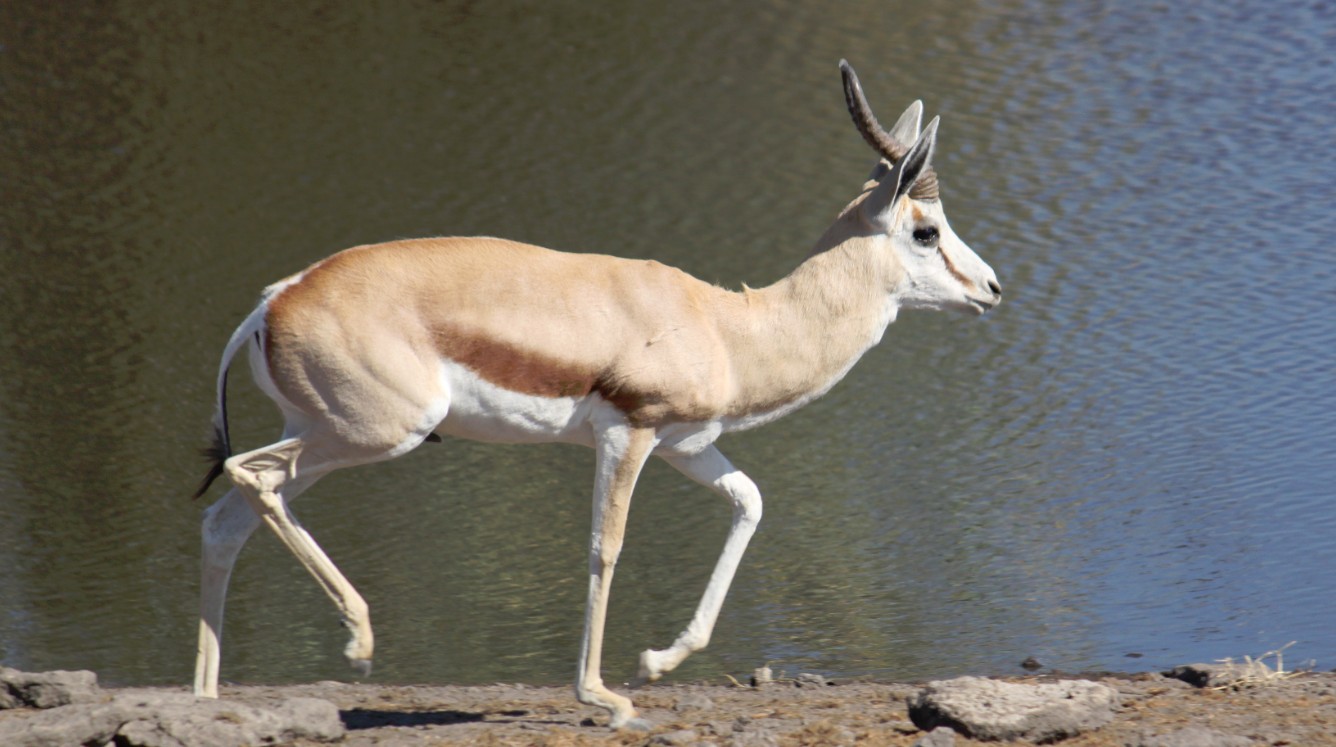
xmin=938 ymin=245 xmax=974 ymax=291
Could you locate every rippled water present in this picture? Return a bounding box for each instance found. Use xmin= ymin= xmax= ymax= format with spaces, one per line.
xmin=1 ymin=2 xmax=1333 ymax=688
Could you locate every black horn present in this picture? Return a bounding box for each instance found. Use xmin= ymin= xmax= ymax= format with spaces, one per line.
xmin=840 ymin=60 xmax=907 ymax=162
xmin=839 ymin=60 xmax=940 ymax=200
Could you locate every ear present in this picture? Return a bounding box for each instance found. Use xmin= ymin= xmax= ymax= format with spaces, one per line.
xmin=863 ymin=116 xmax=939 ymax=226
xmin=892 ymin=115 xmax=937 ymax=201
xmin=888 ymin=100 xmax=923 ymax=148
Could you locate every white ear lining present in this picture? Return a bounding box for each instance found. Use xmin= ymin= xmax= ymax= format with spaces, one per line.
xmin=888 ymin=100 xmax=923 ymax=148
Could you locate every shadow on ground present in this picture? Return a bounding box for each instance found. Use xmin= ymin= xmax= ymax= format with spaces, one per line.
xmin=341 ymin=708 xmax=485 ymax=730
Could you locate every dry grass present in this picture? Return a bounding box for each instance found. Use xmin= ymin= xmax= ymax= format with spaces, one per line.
xmin=1211 ymin=641 xmax=1312 ymax=690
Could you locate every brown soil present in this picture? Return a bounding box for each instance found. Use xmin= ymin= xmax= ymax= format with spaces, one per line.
xmin=216 ymin=670 xmax=1336 ymax=746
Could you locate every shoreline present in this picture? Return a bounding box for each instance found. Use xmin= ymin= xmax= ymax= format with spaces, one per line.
xmin=5 ymin=666 xmax=1336 ymax=745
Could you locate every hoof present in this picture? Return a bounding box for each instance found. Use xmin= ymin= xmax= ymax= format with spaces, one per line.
xmin=349 ymin=658 xmax=373 ymax=677
xmin=635 ymin=648 xmax=665 ymax=686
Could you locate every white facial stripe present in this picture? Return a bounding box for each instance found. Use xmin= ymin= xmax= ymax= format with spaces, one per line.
xmin=892 ymin=200 xmax=996 ymax=312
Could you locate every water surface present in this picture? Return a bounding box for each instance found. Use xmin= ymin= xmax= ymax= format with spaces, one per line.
xmin=1 ymin=1 xmax=1332 ymax=688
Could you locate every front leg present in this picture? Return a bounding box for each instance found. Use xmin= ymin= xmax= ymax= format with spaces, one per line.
xmin=637 ymin=445 xmax=762 ymax=683
xmin=575 ymin=425 xmax=656 ymax=729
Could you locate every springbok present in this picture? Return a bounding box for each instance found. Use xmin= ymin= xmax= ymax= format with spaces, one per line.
xmin=192 ymin=60 xmax=1000 ymax=728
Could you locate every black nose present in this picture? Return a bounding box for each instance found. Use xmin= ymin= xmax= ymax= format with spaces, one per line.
xmin=988 ymin=280 xmax=1002 ymax=297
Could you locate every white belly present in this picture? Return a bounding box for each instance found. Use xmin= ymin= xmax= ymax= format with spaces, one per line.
xmin=433 ymin=359 xmax=597 ymax=446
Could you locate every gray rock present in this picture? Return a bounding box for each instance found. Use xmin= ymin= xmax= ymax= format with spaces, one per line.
xmin=814 ymin=723 xmax=857 ymax=745
xmin=729 ymin=727 xmax=781 ymax=747
xmin=0 ymin=699 xmax=124 ymax=746
xmin=673 ymin=691 xmax=715 ymax=712
xmin=0 ymin=667 xmax=101 ymax=709
xmin=1134 ymin=726 xmax=1254 ymax=747
xmin=0 ymin=691 xmax=344 ymax=747
xmin=908 ymin=676 xmax=1119 ymax=742
xmin=793 ymin=672 xmax=829 ymax=687
xmin=913 ymin=726 xmax=957 ymax=747
xmin=652 ymin=728 xmax=702 ymax=745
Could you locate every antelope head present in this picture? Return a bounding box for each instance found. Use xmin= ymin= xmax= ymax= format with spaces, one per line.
xmin=840 ymin=60 xmax=1002 ymax=316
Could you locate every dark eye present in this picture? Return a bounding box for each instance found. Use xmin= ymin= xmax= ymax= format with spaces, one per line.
xmin=912 ymin=226 xmax=939 ymax=246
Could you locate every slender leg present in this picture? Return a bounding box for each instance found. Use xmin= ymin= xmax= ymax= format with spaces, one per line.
xmin=194 ymin=472 xmax=323 ymax=698
xmin=637 ymin=445 xmax=762 ymax=683
xmin=574 ymin=425 xmax=656 ymax=729
xmin=194 ymin=486 xmax=261 ymax=698
xmin=222 ymin=439 xmax=376 ymax=677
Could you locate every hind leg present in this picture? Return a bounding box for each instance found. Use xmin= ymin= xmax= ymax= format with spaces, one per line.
xmin=221 ymin=438 xmax=382 ymax=680
xmin=195 ymin=485 xmax=260 ymax=698
xmin=194 ymin=471 xmax=319 ymax=697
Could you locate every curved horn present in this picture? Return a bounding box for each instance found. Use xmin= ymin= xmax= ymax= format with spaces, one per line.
xmin=839 ymin=60 xmax=940 ymax=201
xmin=839 ymin=59 xmax=907 ymax=162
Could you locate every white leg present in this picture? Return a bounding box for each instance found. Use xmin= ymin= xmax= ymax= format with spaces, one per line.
xmin=194 ymin=472 xmax=323 ymax=698
xmin=637 ymin=445 xmax=762 ymax=683
xmin=574 ymin=426 xmax=655 ymax=729
xmin=222 ymin=440 xmax=375 ymax=677
xmin=194 ymin=486 xmax=262 ymax=698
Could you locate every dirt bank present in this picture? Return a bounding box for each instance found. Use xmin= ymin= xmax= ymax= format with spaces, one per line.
xmin=205 ymin=669 xmax=1336 ymax=746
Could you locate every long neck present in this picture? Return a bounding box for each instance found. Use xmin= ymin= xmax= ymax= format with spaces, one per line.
xmin=717 ymin=222 xmax=899 ymax=429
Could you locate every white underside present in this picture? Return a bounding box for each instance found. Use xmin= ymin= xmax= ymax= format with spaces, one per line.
xmin=426 ymin=359 xmax=741 ymax=460
xmin=431 ymin=359 xmax=597 ymax=446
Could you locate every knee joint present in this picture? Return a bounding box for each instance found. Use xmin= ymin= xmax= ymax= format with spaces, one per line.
xmin=574 ymin=678 xmax=604 ymax=704
xmin=725 ymin=478 xmax=762 ymax=525
xmin=224 ymin=441 xmax=304 ymax=494
xmin=222 ymin=456 xmax=260 ymax=492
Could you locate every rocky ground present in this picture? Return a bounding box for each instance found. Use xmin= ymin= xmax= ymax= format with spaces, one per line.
xmin=4 ymin=664 xmax=1336 ymax=746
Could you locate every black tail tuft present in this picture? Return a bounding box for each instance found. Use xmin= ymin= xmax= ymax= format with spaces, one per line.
xmin=193 ymin=427 xmax=230 ymax=499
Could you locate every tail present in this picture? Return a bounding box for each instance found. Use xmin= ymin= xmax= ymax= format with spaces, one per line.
xmin=192 ymin=303 xmax=269 ymax=499
xmin=193 ymin=424 xmax=230 ymax=499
